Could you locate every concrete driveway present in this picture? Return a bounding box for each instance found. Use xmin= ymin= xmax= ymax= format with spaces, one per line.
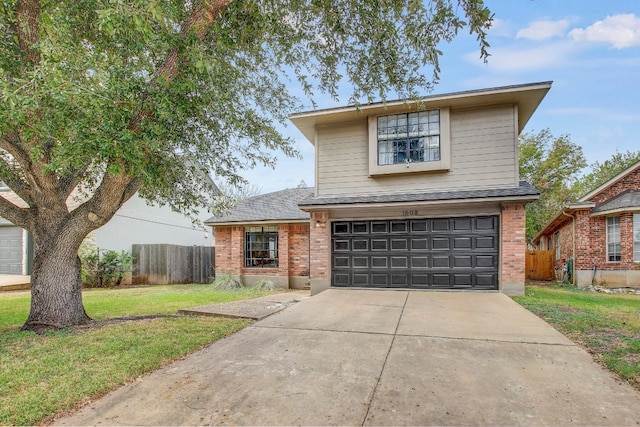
xmin=54 ymin=289 xmax=640 ymax=426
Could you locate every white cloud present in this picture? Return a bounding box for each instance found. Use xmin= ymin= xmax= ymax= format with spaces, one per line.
xmin=569 ymin=14 xmax=640 ymax=49
xmin=488 ymin=18 xmax=513 ymax=38
xmin=516 ymin=19 xmax=571 ymax=41
xmin=464 ymin=41 xmax=574 ymax=72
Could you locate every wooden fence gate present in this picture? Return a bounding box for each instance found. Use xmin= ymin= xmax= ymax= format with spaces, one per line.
xmin=132 ymin=244 xmax=215 ymax=284
xmin=525 ymin=250 xmax=554 ymax=281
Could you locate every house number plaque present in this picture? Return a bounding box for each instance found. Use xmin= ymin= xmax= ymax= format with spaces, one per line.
xmin=401 ymin=209 xmax=419 ymax=216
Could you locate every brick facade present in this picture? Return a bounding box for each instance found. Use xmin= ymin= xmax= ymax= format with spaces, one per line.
xmin=536 ymin=165 xmax=640 ymax=286
xmin=308 ymin=211 xmax=330 ymax=281
xmin=500 ymin=203 xmax=527 ymax=290
xmin=214 ymin=223 xmax=310 ymax=287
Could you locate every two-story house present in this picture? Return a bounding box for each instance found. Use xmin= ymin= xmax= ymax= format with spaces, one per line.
xmin=208 ymin=82 xmax=550 ymax=295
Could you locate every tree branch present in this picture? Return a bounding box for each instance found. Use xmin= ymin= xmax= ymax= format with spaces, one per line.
xmin=0 ymin=194 xmax=30 ymax=228
xmin=128 ymin=0 xmax=232 ymax=132
xmin=16 ymin=0 xmax=41 ymax=65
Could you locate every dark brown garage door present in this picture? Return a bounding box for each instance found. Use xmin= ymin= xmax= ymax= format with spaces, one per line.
xmin=331 ymin=216 xmax=499 ymax=289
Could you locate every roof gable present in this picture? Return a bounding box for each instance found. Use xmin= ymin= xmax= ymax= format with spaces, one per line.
xmin=579 ymin=160 xmax=640 ymax=202
xmin=290 ymin=81 xmax=552 ymax=144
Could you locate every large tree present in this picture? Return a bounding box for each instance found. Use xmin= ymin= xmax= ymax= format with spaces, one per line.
xmin=1 ymin=0 xmax=492 ymax=331
xmin=572 ymin=150 xmax=640 ymax=199
xmin=519 ymin=129 xmax=587 ymax=242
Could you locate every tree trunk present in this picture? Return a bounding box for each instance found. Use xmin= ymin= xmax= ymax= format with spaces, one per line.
xmin=22 ymin=232 xmax=91 ymax=331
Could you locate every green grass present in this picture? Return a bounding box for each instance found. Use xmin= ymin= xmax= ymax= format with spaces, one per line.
xmin=0 ymin=284 xmax=266 ymax=329
xmin=514 ymin=283 xmax=640 ymax=391
xmin=0 ymin=284 xmax=270 ymax=425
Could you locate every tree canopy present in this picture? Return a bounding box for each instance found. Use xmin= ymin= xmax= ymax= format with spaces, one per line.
xmin=519 ymin=129 xmax=640 ymax=242
xmin=0 ymin=0 xmax=493 ymax=330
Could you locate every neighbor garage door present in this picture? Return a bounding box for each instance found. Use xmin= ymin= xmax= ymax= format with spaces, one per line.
xmin=0 ymin=226 xmax=23 ymax=274
xmin=331 ymin=216 xmax=498 ymax=289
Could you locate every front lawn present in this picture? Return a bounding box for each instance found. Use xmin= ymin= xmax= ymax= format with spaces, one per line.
xmin=514 ymin=284 xmax=640 ymax=391
xmin=0 ymin=285 xmax=268 ymax=426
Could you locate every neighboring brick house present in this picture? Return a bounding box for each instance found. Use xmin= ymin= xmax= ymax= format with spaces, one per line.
xmin=533 ymin=160 xmax=640 ymax=287
xmin=205 ymin=187 xmax=313 ymax=289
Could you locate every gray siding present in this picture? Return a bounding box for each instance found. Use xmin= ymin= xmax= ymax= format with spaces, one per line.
xmin=316 ymin=105 xmax=518 ymax=197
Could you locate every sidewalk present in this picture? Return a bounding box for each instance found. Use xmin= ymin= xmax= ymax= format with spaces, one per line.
xmin=179 ymin=290 xmax=309 ymax=320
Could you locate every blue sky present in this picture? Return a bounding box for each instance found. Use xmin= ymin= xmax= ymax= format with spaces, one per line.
xmin=237 ymin=0 xmax=640 ymax=194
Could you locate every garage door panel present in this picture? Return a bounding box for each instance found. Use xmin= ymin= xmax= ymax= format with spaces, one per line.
xmin=334 ymin=255 xmax=350 ymax=268
xmin=390 ymin=256 xmax=408 ymax=268
xmin=0 ymin=227 xmax=23 ymax=274
xmin=454 ymin=274 xmax=473 ymax=287
xmin=372 ymin=239 xmax=388 ymax=250
xmin=410 ymin=238 xmax=428 ymax=250
xmin=453 ymin=255 xmax=472 ymax=268
xmin=371 ymin=222 xmax=389 ymax=233
xmin=432 ymin=238 xmax=450 ymax=250
xmin=411 ymin=220 xmax=428 ymax=232
xmin=333 ymin=272 xmax=350 ymax=286
xmin=476 ymin=236 xmax=497 ymax=249
xmin=352 ymin=256 xmax=368 ymax=268
xmin=453 ymin=217 xmax=472 ymax=231
xmin=476 ymin=255 xmax=497 ymax=268
xmin=476 ymin=274 xmax=498 ymax=288
xmin=371 ymin=256 xmax=388 ymax=268
xmin=453 ymin=237 xmax=472 ymax=249
xmin=334 ymin=239 xmax=350 ymax=251
xmin=331 ymin=216 xmax=498 ymax=290
xmin=411 ymin=256 xmax=429 ymax=269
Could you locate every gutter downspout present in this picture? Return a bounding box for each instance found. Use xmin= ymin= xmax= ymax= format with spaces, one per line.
xmin=561 ymin=209 xmax=576 ymax=285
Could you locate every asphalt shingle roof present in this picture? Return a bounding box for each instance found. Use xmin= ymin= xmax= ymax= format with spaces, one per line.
xmin=591 ymin=190 xmax=640 ymax=213
xmin=206 ymin=187 xmax=314 ymax=224
xmin=298 ymin=181 xmax=539 ymax=207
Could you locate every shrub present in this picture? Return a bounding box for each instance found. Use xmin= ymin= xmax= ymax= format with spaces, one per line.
xmin=79 ymin=244 xmax=133 ymax=288
xmin=251 ymin=279 xmax=280 ymax=291
xmin=212 ymin=273 xmax=244 ymax=290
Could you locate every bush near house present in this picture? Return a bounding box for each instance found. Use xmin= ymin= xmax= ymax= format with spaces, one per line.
xmin=514 ymin=283 xmax=640 ymax=391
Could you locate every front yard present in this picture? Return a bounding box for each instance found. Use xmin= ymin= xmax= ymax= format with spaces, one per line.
xmin=2 ymin=283 xmax=639 ymax=425
xmin=513 ymin=283 xmax=640 ymax=391
xmin=0 ymin=285 xmax=268 ymax=426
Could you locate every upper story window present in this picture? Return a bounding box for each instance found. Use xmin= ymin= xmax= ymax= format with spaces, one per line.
xmin=377 ymin=110 xmax=440 ymax=165
xmin=606 ymin=216 xmax=621 ymax=262
xmin=368 ymin=108 xmax=450 ymax=176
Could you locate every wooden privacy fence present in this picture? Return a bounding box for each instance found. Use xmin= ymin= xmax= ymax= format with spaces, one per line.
xmin=132 ymin=244 xmax=215 ymax=284
xmin=525 ymin=250 xmax=554 ymax=281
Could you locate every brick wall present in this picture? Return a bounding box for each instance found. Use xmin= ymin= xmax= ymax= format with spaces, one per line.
xmin=309 ymin=211 xmax=330 ymax=281
xmin=589 ymin=166 xmax=640 ymax=204
xmin=214 ymin=226 xmax=244 ymax=274
xmin=576 ymin=212 xmax=638 ymax=271
xmin=500 ymin=203 xmax=527 ymax=284
xmin=288 ymin=224 xmax=310 ymax=276
xmin=214 ymin=223 xmax=310 ymax=278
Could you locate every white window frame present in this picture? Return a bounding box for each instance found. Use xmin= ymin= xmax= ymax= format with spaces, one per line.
xmin=555 ymin=231 xmax=560 ymax=260
xmin=606 ymin=216 xmax=621 ymax=262
xmin=633 ymin=213 xmax=640 ymax=263
xmin=368 ymin=107 xmax=451 ymax=176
